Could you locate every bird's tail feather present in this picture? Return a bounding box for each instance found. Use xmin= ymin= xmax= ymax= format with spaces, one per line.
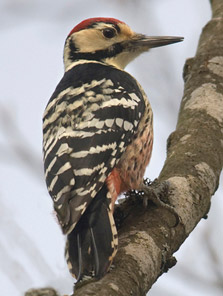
xmin=65 ymin=185 xmax=118 ymax=281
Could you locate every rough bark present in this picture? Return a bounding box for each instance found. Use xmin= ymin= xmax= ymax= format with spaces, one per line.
xmin=26 ymin=0 xmax=223 ymax=295
xmin=25 ymin=288 xmax=60 ymax=296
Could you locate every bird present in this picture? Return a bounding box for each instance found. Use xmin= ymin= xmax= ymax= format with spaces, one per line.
xmin=42 ymin=17 xmax=183 ymax=281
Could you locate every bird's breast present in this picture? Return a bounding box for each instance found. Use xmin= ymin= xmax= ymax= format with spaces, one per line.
xmin=116 ymin=100 xmax=153 ymax=190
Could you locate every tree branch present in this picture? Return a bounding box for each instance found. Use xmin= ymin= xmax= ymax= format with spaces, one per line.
xmin=26 ymin=1 xmax=223 ymax=295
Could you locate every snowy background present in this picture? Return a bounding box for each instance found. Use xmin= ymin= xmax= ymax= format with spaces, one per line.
xmin=1 ymin=0 xmax=222 ymax=295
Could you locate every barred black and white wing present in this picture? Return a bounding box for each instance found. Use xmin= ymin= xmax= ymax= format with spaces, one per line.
xmin=43 ymin=61 xmax=145 ymax=279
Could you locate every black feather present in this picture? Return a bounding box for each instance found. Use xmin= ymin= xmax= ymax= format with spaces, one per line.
xmin=66 ymin=184 xmax=116 ymax=280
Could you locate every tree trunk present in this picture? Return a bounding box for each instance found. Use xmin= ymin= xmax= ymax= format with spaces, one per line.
xmin=26 ymin=0 xmax=223 ymax=295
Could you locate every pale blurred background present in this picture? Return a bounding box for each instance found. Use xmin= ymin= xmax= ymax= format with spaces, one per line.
xmin=1 ymin=0 xmax=222 ymax=295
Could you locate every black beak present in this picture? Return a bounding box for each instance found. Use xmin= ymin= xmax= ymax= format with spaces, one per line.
xmin=126 ymin=34 xmax=184 ymax=50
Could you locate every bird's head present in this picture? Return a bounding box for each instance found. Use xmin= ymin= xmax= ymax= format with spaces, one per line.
xmin=64 ymin=17 xmax=183 ymax=71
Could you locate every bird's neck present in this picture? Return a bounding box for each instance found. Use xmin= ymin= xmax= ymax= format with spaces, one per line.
xmin=63 ymin=38 xmax=139 ymax=71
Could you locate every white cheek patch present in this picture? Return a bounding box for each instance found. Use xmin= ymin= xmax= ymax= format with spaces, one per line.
xmin=73 ymin=29 xmax=113 ymax=53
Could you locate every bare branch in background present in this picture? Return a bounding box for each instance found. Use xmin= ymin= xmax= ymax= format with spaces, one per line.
xmin=204 ymin=230 xmax=223 ymax=290
xmin=0 ymin=104 xmax=43 ymax=180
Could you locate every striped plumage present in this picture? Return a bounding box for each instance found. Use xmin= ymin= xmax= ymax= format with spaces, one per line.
xmin=42 ymin=17 xmax=183 ymax=281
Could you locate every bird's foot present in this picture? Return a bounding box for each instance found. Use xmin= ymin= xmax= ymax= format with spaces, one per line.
xmin=139 ymin=179 xmax=179 ymax=226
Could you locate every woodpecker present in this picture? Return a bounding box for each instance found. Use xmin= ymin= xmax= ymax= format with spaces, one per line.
xmin=43 ymin=17 xmax=183 ymax=281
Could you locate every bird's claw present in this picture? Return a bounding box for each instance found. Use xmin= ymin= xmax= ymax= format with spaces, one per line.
xmin=139 ymin=180 xmax=179 ymax=227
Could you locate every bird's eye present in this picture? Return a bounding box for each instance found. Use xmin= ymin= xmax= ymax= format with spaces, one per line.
xmin=103 ymin=28 xmax=116 ymax=39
